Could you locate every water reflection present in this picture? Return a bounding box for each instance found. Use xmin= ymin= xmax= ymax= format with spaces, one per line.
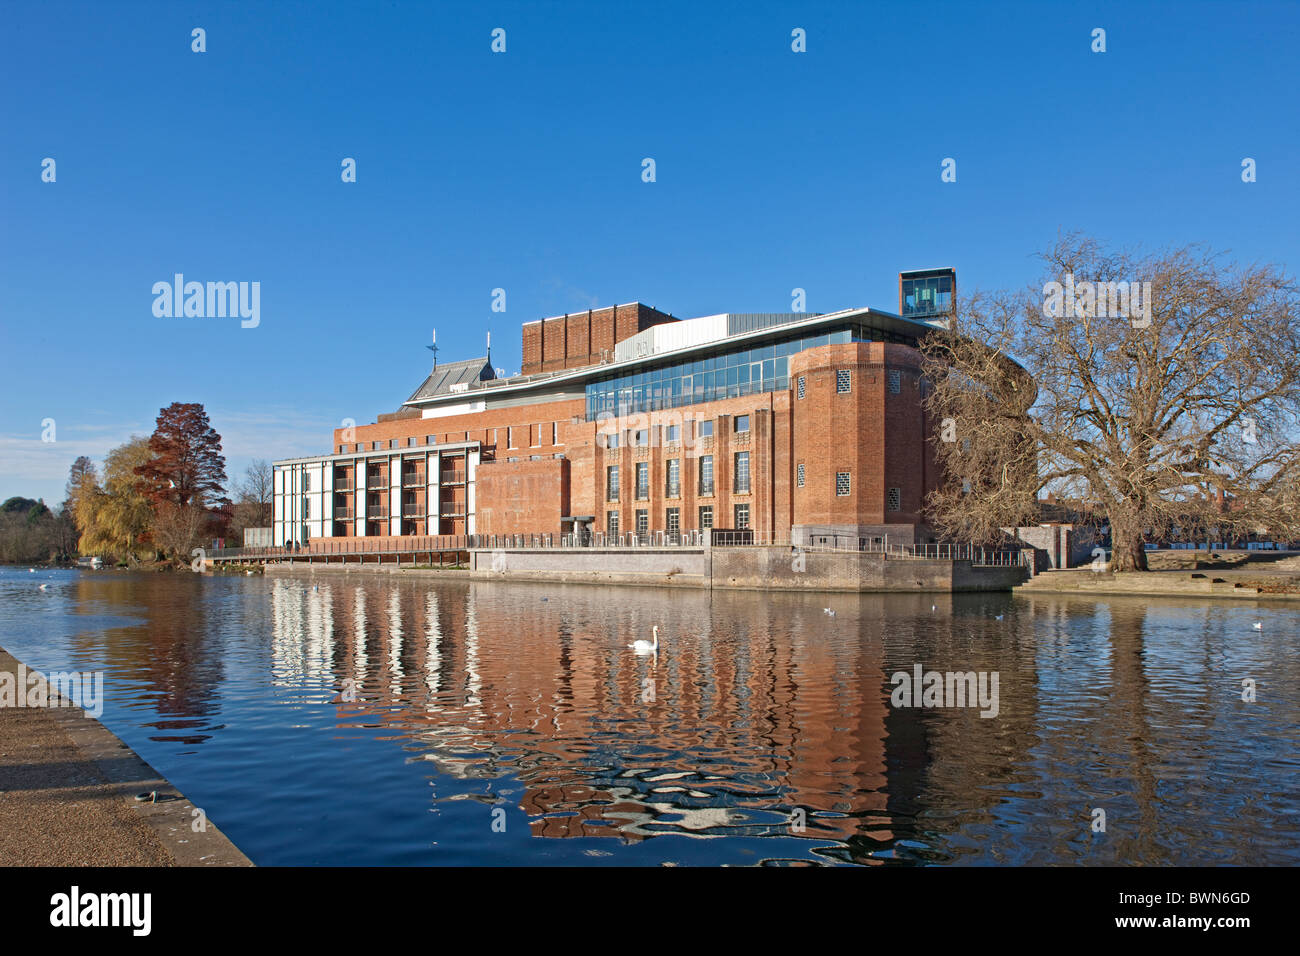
xmin=2 ymin=567 xmax=1296 ymax=866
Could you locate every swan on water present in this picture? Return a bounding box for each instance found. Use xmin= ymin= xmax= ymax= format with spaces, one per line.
xmin=630 ymin=625 xmax=659 ymax=655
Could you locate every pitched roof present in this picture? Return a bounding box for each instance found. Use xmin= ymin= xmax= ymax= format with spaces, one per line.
xmin=405 ymin=357 xmax=495 ymax=404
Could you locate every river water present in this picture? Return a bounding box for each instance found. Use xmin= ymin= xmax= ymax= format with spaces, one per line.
xmin=1 ymin=566 xmax=1296 ymax=866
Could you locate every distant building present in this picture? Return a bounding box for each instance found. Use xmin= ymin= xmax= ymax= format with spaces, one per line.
xmin=273 ymin=273 xmax=959 ymax=548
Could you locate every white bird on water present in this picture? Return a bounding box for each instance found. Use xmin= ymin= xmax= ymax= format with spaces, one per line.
xmin=630 ymin=625 xmax=659 ymax=655
xmin=1253 ymin=622 xmax=1263 ymax=631
xmin=38 ymin=583 xmax=49 ymax=591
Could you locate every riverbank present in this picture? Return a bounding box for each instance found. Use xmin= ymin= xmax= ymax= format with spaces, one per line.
xmin=0 ymin=646 xmax=252 ymax=867
xmin=264 ymin=545 xmax=1029 ymax=592
xmin=1016 ymin=567 xmax=1300 ymax=601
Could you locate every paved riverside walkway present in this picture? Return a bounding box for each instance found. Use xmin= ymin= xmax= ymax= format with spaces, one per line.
xmin=0 ymin=647 xmax=251 ymax=867
xmin=1016 ymin=567 xmax=1300 ymax=600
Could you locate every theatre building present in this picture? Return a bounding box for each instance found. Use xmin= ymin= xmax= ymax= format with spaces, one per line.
xmin=272 ymin=269 xmax=956 ymax=549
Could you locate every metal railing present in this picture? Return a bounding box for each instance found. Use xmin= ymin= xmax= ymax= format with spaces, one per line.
xmin=401 ymin=473 xmax=426 ymax=487
xmin=401 ymin=506 xmax=426 ymax=518
xmin=333 ymin=508 xmax=354 ymax=520
xmin=333 ymin=481 xmax=354 ymax=492
xmin=440 ymin=471 xmax=466 ymax=484
xmin=365 ymin=506 xmax=389 ymax=519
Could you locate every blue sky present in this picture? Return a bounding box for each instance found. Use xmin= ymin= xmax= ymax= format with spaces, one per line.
xmin=2 ymin=0 xmax=1297 ymax=505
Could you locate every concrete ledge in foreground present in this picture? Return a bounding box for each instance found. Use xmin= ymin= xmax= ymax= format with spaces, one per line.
xmin=0 ymin=646 xmax=252 ymax=867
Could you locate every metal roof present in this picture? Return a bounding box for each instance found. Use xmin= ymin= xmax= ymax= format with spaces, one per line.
xmin=404 ymin=357 xmax=495 ymax=404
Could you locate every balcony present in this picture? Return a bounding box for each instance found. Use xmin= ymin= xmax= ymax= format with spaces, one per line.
xmin=365 ymin=506 xmax=389 ymax=519
xmin=333 ymin=507 xmax=354 ymax=520
xmin=440 ymin=471 xmax=466 ymax=484
xmin=401 ymin=472 xmax=426 ymax=487
xmin=333 ymin=480 xmax=354 ymax=492
xmin=401 ymin=505 xmax=426 ymax=518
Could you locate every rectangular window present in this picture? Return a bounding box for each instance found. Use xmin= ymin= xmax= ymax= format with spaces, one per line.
xmin=735 ymin=414 xmax=750 ymax=433
xmin=303 ymin=472 xmax=311 ymax=492
xmin=608 ymin=511 xmax=619 ymax=537
xmin=699 ymin=455 xmax=714 ymax=495
xmin=532 ymin=425 xmax=541 ymax=447
xmin=797 ymin=376 xmax=805 ymax=399
xmin=303 ymin=497 xmax=310 ymax=519
xmin=666 ymin=459 xmax=680 ymax=497
xmin=699 ymin=505 xmax=713 ymax=529
xmin=837 ymin=369 xmax=851 ymax=393
xmin=797 ymin=462 xmax=805 ymax=488
xmin=836 ymin=472 xmax=851 ymax=496
xmin=666 ymin=507 xmax=680 ymax=534
xmin=888 ymin=369 xmax=901 ymax=394
xmin=636 ymin=509 xmax=649 ymax=534
xmin=508 ymin=427 xmax=516 ymax=448
xmin=372 ymin=441 xmax=381 ymax=450
xmin=734 ymin=451 xmax=750 ymax=493
xmin=407 ymin=437 xmax=417 ymax=447
xmin=605 ymin=430 xmax=619 ymax=449
xmin=551 ymin=422 xmax=558 ymax=445
xmin=636 ymin=462 xmax=649 ymax=499
xmin=888 ymin=487 xmax=901 ymax=511
xmin=426 ymin=435 xmax=436 ymax=445
xmin=734 ymin=503 xmax=750 ymax=529
xmin=389 ymin=439 xmax=398 ymax=449
xmin=698 ymin=420 xmax=714 ymax=438
xmin=635 ymin=428 xmax=648 ymax=447
xmin=337 ymin=445 xmax=344 ymax=454
xmin=666 ymin=424 xmax=680 ymax=443
xmin=607 ymin=465 xmax=620 ymax=501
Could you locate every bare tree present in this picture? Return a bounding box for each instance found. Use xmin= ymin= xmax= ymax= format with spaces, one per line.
xmin=151 ymin=501 xmax=209 ymax=563
xmin=921 ymin=234 xmax=1300 ymax=571
xmin=238 ymin=459 xmax=273 ymax=527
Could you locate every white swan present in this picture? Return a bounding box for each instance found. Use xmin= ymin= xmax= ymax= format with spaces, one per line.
xmin=630 ymin=625 xmax=659 ymax=655
xmin=1252 ymin=622 xmax=1263 ymax=631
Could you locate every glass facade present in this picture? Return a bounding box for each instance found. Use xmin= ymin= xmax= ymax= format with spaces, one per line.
xmin=584 ymin=320 xmax=917 ymax=421
xmin=901 ymin=273 xmax=953 ymax=318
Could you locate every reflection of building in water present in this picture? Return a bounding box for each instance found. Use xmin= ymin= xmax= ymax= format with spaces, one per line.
xmin=267 ymin=578 xmax=1040 ymax=859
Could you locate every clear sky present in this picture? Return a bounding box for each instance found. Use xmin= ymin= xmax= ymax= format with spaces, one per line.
xmin=2 ymin=0 xmax=1297 ymax=505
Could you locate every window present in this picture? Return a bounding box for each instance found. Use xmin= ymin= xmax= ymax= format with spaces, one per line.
xmin=667 ymin=507 xmax=680 ymax=534
xmin=407 ymin=437 xmax=417 ymax=447
xmin=508 ymin=427 xmax=516 ymax=448
xmin=607 ymin=465 xmax=620 ymax=501
xmin=337 ymin=445 xmax=344 ymax=454
xmin=303 ymin=497 xmax=310 ymax=519
xmin=735 ymin=415 xmax=750 ymax=433
xmin=734 ymin=503 xmax=750 ymax=529
xmin=698 ymin=420 xmax=714 ymax=438
xmin=699 ymin=505 xmax=713 ymax=529
xmin=426 ymin=435 xmax=436 ymax=445
xmin=532 ymin=425 xmax=541 ymax=447
xmin=303 ymin=472 xmax=311 ymax=492
xmin=635 ymin=429 xmax=648 ymax=447
xmin=887 ymin=369 xmax=901 ymax=394
xmin=636 ymin=509 xmax=649 ymax=534
xmin=666 ymin=424 xmax=680 ymax=443
xmin=389 ymin=439 xmax=398 ymax=449
xmin=551 ymin=422 xmax=558 ymax=445
xmin=666 ymin=459 xmax=680 ymax=497
xmin=797 ymin=376 xmax=805 ymax=399
xmin=699 ymin=455 xmax=714 ymax=495
xmin=372 ymin=441 xmax=381 ymax=450
xmin=636 ymin=462 xmax=649 ymax=499
xmin=836 ymin=472 xmax=851 ymax=496
xmin=888 ymin=487 xmax=901 ymax=511
xmin=608 ymin=511 xmax=619 ymax=537
xmin=605 ymin=430 xmax=620 ymax=449
xmin=734 ymin=451 xmax=750 ymax=493
xmin=836 ymin=369 xmax=851 ymax=393
xmin=797 ymin=463 xmax=805 ymax=488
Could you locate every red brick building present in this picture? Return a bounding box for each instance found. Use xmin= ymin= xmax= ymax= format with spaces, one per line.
xmin=273 ymin=272 xmax=955 ymax=549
